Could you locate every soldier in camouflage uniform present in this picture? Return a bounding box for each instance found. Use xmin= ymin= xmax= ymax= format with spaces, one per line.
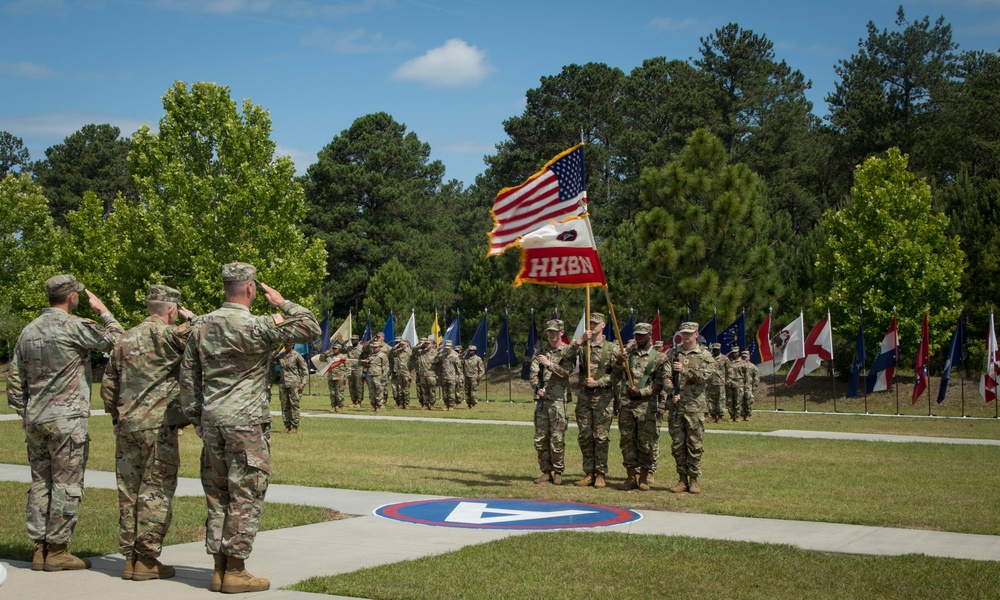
xmin=529 ymin=319 xmax=576 ymax=485
xmin=567 ymin=312 xmax=620 ymax=488
xmin=346 ymin=335 xmax=365 ymax=407
xmin=363 ymin=336 xmax=390 ymax=412
xmin=6 ymin=274 xmax=123 ymax=571
xmin=100 ymin=284 xmax=194 ymax=580
xmin=277 ymin=344 xmax=308 ymax=432
xmin=462 ymin=345 xmax=485 ymax=409
xmin=613 ymin=322 xmax=665 ymax=491
xmin=454 ymin=345 xmax=466 ymax=406
xmin=318 ymin=343 xmax=347 ymax=412
xmin=179 ymin=262 xmax=320 ymax=593
xmin=725 ymin=347 xmax=742 ymax=422
xmin=706 ymin=343 xmax=727 ymax=423
xmin=389 ymin=338 xmax=413 ymax=409
xmin=436 ymin=340 xmax=462 ymax=410
xmin=412 ymin=336 xmax=439 ymax=409
xmin=740 ymin=350 xmax=760 ymax=420
xmin=665 ymin=322 xmax=715 ymax=494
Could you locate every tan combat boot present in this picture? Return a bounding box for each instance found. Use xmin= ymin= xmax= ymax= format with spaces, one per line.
xmin=31 ymin=540 xmax=46 ymax=571
xmin=533 ymin=472 xmax=551 ymax=484
xmin=220 ymin=557 xmax=270 ymax=594
xmin=575 ymin=473 xmax=594 ymax=487
xmin=43 ymin=543 xmax=91 ymax=571
xmin=211 ymin=553 xmax=227 ymax=592
xmin=687 ymin=476 xmax=702 ymax=494
xmin=669 ymin=475 xmax=689 ymax=494
xmin=551 ymin=472 xmax=563 ymax=485
xmin=122 ymin=557 xmax=134 ymax=580
xmin=621 ymin=468 xmax=639 ymax=491
xmin=132 ymin=556 xmax=176 ymax=581
xmin=289 ymin=427 xmax=298 ymax=434
xmin=593 ymin=473 xmax=606 ymax=489
xmin=646 ymin=472 xmax=656 ymax=486
xmin=638 ymin=468 xmax=650 ymax=491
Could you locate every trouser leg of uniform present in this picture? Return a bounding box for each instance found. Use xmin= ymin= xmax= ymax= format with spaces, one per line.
xmin=575 ymin=399 xmax=595 ymax=475
xmin=465 ymin=379 xmax=478 ymax=407
xmin=327 ymin=378 xmax=337 ymax=409
xmin=726 ymin=387 xmax=739 ymax=419
xmin=123 ymin=427 xmax=179 ymax=559
xmin=442 ymin=381 xmax=456 ymax=408
xmin=534 ymin=399 xmax=566 ymax=474
xmin=636 ymin=403 xmax=659 ymax=472
xmin=670 ymin=412 xmax=705 ymax=477
xmin=116 ymin=430 xmax=141 ymax=559
xmin=651 ymin=409 xmax=663 ymax=474
xmin=533 ymin=401 xmax=552 ymax=473
xmin=279 ymin=387 xmax=293 ymax=428
xmin=200 ymin=424 xmax=270 ymax=560
xmin=618 ymin=405 xmax=639 ymax=472
xmin=25 ymin=417 xmax=88 ymax=545
xmin=743 ymin=390 xmax=754 ymax=418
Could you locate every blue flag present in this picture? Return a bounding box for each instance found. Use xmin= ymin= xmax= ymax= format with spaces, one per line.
xmin=488 ymin=312 xmax=517 ymax=370
xmin=846 ymin=311 xmax=866 ymax=398
xmin=602 ymin=318 xmax=615 ymax=342
xmin=718 ymin=314 xmax=746 ymax=353
xmin=937 ymin=314 xmax=964 ymax=404
xmin=521 ymin=311 xmax=539 ymax=379
xmin=442 ymin=314 xmax=461 ymax=349
xmin=470 ymin=311 xmax=488 ymax=359
xmin=699 ymin=313 xmax=717 ymax=345
xmin=361 ymin=313 xmax=372 ymax=343
xmin=319 ymin=313 xmax=331 ymax=353
xmin=382 ymin=313 xmax=395 ymax=346
xmin=618 ymin=314 xmax=635 ymax=345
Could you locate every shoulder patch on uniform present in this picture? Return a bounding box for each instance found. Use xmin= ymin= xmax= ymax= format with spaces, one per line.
xmin=271 ymin=313 xmax=286 ymax=326
xmin=83 ymin=318 xmax=97 ymax=324
xmin=177 ymin=322 xmax=189 ymax=333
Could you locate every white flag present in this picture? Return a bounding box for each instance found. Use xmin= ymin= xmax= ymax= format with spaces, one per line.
xmin=980 ymin=310 xmax=999 ymax=402
xmin=331 ymin=313 xmax=352 ymax=345
xmin=759 ymin=312 xmax=805 ymax=376
xmin=402 ymin=309 xmax=419 ymax=348
xmin=786 ymin=312 xmax=834 ymax=385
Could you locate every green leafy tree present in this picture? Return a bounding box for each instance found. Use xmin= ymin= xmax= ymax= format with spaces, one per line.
xmin=635 ymin=128 xmax=778 ymax=325
xmin=303 ymin=112 xmax=457 ymax=317
xmin=815 ymin=148 xmax=963 ymax=366
xmin=0 ymin=131 xmax=31 ymax=176
xmin=33 ymin=124 xmax=136 ymax=223
xmin=361 ymin=257 xmax=432 ymax=333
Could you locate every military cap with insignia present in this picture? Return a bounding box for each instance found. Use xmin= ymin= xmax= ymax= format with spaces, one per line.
xmin=148 ymin=284 xmax=181 ymax=304
xmin=45 ymin=273 xmax=85 ymax=297
xmin=444 ymin=340 xmax=453 ymax=348
xmin=741 ymin=350 xmax=750 ymax=357
xmin=588 ymin=312 xmax=606 ymax=324
xmin=729 ymin=346 xmax=740 ymax=355
xmin=634 ymin=322 xmax=652 ymax=335
xmin=468 ymin=345 xmax=477 ymax=351
xmin=711 ymin=342 xmax=721 ymax=350
xmin=221 ymin=262 xmax=257 ymax=282
xmin=678 ymin=321 xmax=699 ymax=334
xmin=545 ymin=319 xmax=564 ymax=332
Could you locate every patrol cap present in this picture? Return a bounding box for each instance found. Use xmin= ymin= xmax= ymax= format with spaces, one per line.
xmin=455 ymin=345 xmax=463 ymax=352
xmin=711 ymin=342 xmax=721 ymax=350
xmin=221 ymin=262 xmax=257 ymax=282
xmin=444 ymin=340 xmax=453 ymax=348
xmin=148 ymin=284 xmax=181 ymax=304
xmin=654 ymin=340 xmax=664 ymax=348
xmin=45 ymin=274 xmax=84 ymax=297
xmin=741 ymin=350 xmax=750 ymax=357
xmin=679 ymin=321 xmax=699 ymax=334
xmin=634 ymin=322 xmax=652 ymax=335
xmin=468 ymin=345 xmax=477 ymax=351
xmin=425 ymin=335 xmax=436 ymax=344
xmin=545 ymin=319 xmax=564 ymax=332
xmin=729 ymin=346 xmax=740 ymax=354
xmin=588 ymin=312 xmax=606 ymax=324
xmin=351 ymin=335 xmax=360 ymax=341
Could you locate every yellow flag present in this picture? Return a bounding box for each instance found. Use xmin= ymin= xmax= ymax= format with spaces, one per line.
xmin=431 ymin=310 xmax=442 ymax=346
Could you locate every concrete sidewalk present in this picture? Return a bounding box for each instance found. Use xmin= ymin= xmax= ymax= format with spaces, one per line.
xmin=2 ymin=463 xmax=1000 ymax=600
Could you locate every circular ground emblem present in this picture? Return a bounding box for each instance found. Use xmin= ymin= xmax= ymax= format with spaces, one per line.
xmin=375 ymin=498 xmax=641 ymax=530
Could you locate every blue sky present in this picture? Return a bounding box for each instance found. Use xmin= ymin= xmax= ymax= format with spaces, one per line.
xmin=2 ymin=0 xmax=998 ymax=187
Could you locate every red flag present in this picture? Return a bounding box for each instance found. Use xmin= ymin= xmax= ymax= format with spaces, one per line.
xmin=513 ymin=215 xmax=607 ymax=288
xmin=488 ymin=144 xmax=587 ymax=256
xmin=750 ymin=313 xmax=773 ymax=364
xmin=980 ymin=310 xmax=999 ymax=402
xmin=912 ymin=312 xmax=930 ymax=404
xmin=650 ymin=313 xmax=662 ymax=344
xmin=786 ymin=312 xmax=833 ymax=385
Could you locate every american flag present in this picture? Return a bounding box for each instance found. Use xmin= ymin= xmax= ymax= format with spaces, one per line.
xmin=488 ymin=144 xmax=587 ymax=256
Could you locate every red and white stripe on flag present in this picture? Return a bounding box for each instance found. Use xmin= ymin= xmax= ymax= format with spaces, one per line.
xmin=980 ymin=311 xmax=999 ymax=402
xmin=786 ymin=312 xmax=833 ymax=385
xmin=488 ymin=144 xmax=587 ymax=256
xmin=514 ymin=215 xmax=607 ymax=288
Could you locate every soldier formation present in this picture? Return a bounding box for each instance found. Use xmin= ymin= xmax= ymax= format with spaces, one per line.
xmin=6 ymin=264 xmax=320 ymax=593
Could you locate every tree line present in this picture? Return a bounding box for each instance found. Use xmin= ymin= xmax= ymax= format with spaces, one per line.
xmin=2 ymin=9 xmax=997 ymax=377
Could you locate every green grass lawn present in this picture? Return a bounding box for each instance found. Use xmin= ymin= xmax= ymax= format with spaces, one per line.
xmin=0 ymin=481 xmax=344 ymax=562
xmin=291 ymin=531 xmax=1000 ymax=600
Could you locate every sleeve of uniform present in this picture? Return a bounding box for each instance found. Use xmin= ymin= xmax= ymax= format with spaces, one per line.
xmin=6 ymin=343 xmax=26 ymax=417
xmin=528 ymin=353 xmax=541 ymax=384
xmin=684 ymin=351 xmax=714 ymax=385
xmin=258 ymin=300 xmax=321 ymax=347
xmin=178 ymin=332 xmax=203 ymax=426
xmin=546 ymin=346 xmax=574 ymax=378
xmin=100 ymin=350 xmax=121 ymax=423
xmin=76 ymin=311 xmax=125 ymax=352
xmin=164 ymin=320 xmax=194 ymax=353
xmin=595 ymin=343 xmax=620 ymax=388
xmin=638 ymin=354 xmax=667 ymax=399
xmin=296 ymin=354 xmax=309 ymax=384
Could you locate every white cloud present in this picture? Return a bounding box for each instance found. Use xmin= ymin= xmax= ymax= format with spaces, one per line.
xmin=648 ymin=16 xmax=698 ymax=32
xmin=0 ymin=112 xmax=149 ymax=139
xmin=276 ymin=145 xmax=313 ymax=175
xmin=0 ymin=60 xmax=56 ymax=79
xmin=392 ymin=39 xmax=492 ymax=87
xmin=300 ymin=27 xmax=406 ymax=54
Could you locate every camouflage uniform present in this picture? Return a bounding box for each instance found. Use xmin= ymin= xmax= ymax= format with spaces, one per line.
xmin=318 ymin=346 xmax=347 ymax=410
xmin=529 ymin=321 xmax=576 ymax=479
xmin=179 ymin=263 xmax=320 ymax=561
xmin=6 ymin=274 xmax=123 ymax=549
xmin=412 ymin=338 xmax=438 ymax=409
xmin=100 ymin=285 xmax=191 ymax=562
xmin=664 ymin=332 xmax=715 ymax=481
xmin=363 ymin=341 xmax=390 ymax=410
xmin=346 ymin=339 xmax=365 ymax=407
xmin=725 ymin=349 xmax=743 ymax=421
xmin=461 ymin=348 xmax=485 ymax=408
xmin=568 ymin=316 xmax=620 ymax=479
xmin=389 ymin=341 xmax=413 ymax=408
xmin=741 ymin=353 xmax=760 ymax=419
xmin=613 ymin=327 xmax=665 ymax=479
xmin=436 ymin=342 xmax=462 ymax=409
xmin=705 ymin=344 xmax=727 ymax=421
xmin=277 ymin=349 xmax=308 ymax=429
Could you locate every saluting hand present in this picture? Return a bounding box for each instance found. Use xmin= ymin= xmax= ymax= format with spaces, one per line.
xmin=85 ymin=289 xmax=109 ymax=314
xmin=179 ymin=306 xmax=195 ymax=320
xmin=257 ymin=281 xmax=285 ymax=307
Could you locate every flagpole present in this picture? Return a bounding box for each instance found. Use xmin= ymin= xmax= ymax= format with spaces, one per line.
xmin=586 ymin=287 xmax=592 ymax=380
xmin=893 ymin=308 xmax=900 ymax=415
xmin=604 ymin=290 xmax=635 ymax=388
xmin=507 ymin=309 xmax=513 ymax=403
xmin=960 ymin=311 xmax=966 ymax=417
xmin=863 ymin=307 xmax=869 ymax=414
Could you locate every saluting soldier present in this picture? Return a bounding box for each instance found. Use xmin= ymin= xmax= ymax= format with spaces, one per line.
xmin=277 ymin=344 xmax=308 ymax=432
xmin=318 ymin=343 xmax=348 ymax=412
xmin=389 ymin=337 xmax=414 ymax=409
xmin=436 ymin=340 xmax=462 ymax=410
xmin=665 ymin=322 xmax=715 ymax=494
xmin=529 ymin=319 xmax=576 ymax=485
xmin=363 ymin=335 xmax=391 ymax=412
xmin=412 ymin=336 xmax=439 ymax=409
xmin=740 ymin=350 xmax=760 ymax=421
xmin=706 ymin=343 xmax=727 ymax=423
xmin=462 ymin=345 xmax=485 ymax=409
xmin=346 ymin=335 xmax=365 ymax=407
xmin=725 ymin=347 xmax=742 ymax=422
xmin=179 ymin=262 xmax=320 ymax=593
xmin=568 ymin=312 xmax=620 ymax=489
xmin=101 ymin=284 xmax=195 ymax=580
xmin=7 ymin=274 xmax=124 ymax=571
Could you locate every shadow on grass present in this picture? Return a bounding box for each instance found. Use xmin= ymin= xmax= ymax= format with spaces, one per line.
xmin=396 ymin=464 xmax=514 ymax=488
